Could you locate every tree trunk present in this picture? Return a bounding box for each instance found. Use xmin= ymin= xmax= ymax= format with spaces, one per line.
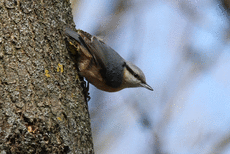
xmin=0 ymin=0 xmax=94 ymax=153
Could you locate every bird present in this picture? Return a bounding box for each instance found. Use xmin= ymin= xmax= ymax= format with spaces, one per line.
xmin=65 ymin=27 xmax=153 ymax=92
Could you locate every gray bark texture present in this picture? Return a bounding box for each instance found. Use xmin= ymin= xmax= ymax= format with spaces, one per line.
xmin=0 ymin=0 xmax=94 ymax=153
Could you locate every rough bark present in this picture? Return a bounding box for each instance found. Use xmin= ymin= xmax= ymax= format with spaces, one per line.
xmin=0 ymin=0 xmax=94 ymax=153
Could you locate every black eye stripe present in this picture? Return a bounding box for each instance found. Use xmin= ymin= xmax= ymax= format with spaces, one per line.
xmin=124 ymin=62 xmax=142 ymax=81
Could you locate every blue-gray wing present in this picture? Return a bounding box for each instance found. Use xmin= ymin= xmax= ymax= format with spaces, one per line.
xmin=90 ymin=37 xmax=125 ymax=88
xmin=65 ymin=27 xmax=125 ymax=88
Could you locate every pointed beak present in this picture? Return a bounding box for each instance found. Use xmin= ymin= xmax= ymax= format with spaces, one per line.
xmin=140 ymin=83 xmax=153 ymax=91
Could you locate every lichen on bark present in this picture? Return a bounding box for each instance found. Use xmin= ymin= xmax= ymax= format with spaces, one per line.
xmin=0 ymin=0 xmax=94 ymax=153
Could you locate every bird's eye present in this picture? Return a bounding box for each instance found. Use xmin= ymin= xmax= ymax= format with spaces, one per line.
xmin=134 ymin=73 xmax=139 ymax=78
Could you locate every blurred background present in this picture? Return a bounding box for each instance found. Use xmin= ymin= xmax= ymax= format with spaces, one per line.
xmin=70 ymin=0 xmax=230 ymax=153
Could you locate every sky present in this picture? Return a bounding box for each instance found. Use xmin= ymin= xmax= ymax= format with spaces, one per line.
xmin=71 ymin=0 xmax=230 ymax=153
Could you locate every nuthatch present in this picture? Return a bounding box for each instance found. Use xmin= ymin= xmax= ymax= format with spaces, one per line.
xmin=65 ymin=27 xmax=153 ymax=92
